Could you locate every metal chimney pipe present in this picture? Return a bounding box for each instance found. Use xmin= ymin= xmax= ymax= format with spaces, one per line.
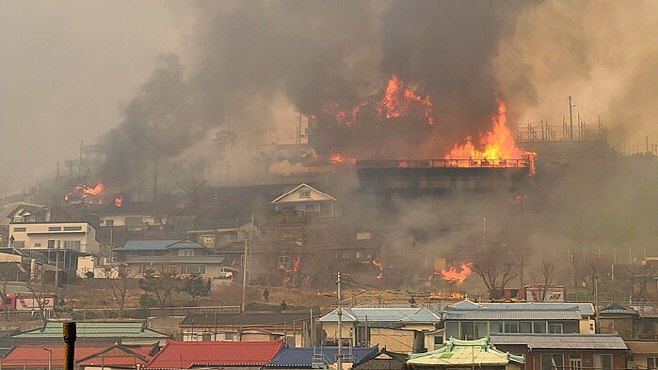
xmin=63 ymin=322 xmax=76 ymax=370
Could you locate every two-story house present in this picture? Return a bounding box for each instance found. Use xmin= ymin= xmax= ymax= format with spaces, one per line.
xmin=112 ymin=239 xmax=229 ymax=279
xmin=270 ymin=183 xmax=340 ymax=220
xmin=442 ymin=300 xmax=595 ymax=341
xmin=319 ymin=306 xmax=442 ymax=353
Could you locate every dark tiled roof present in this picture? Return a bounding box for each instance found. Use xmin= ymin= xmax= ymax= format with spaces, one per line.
xmin=116 ymin=239 xmax=204 ymax=251
xmin=490 ymin=333 xmax=628 ymax=350
xmin=180 ymin=312 xmax=310 ymax=326
xmin=352 ymin=351 xmax=408 ymax=370
xmin=267 ymin=346 xmax=378 ymax=367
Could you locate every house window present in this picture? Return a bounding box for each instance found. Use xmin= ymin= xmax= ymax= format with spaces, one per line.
xmin=445 ymin=322 xmax=459 ymax=339
xmin=63 ymin=240 xmax=81 ymax=251
xmin=647 ymin=357 xmax=657 ymax=370
xmin=504 ymin=322 xmax=519 ymax=333
xmin=49 ymin=226 xmax=62 ymax=231
xmin=489 ymin=322 xmax=503 ymax=333
xmin=178 ymin=249 xmax=195 ymax=256
xmin=570 ymin=354 xmax=582 ymax=370
xmin=541 ymin=354 xmax=564 ymax=370
xmin=299 ymin=189 xmax=311 ymax=198
xmin=48 ymin=240 xmax=55 ymax=249
xmin=34 ymin=243 xmax=41 ymax=248
xmin=534 ymin=321 xmax=547 ymax=333
xmin=460 ymin=322 xmax=474 ymax=340
xmin=305 ymin=204 xmax=315 ymax=212
xmin=181 ymin=265 xmax=205 ymax=274
xmin=224 ymin=332 xmax=233 ymax=341
xmin=13 ymin=241 xmax=25 ymax=248
xmin=519 ymin=322 xmax=533 ymax=333
xmin=434 ymin=335 xmax=443 ymax=346
xmin=201 ymin=332 xmax=212 ymax=341
xmin=63 ymin=226 xmax=82 ymax=231
xmin=279 ymin=256 xmax=290 ymax=265
xmin=13 ymin=227 xmax=26 ymax=232
xmin=105 ymin=220 xmax=114 ymax=226
xmin=320 ymin=202 xmax=332 ymax=216
xmin=548 ymin=323 xmax=563 ymax=333
xmin=593 ymin=354 xmax=612 ymax=370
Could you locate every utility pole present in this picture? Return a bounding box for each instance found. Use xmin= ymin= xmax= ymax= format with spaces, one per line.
xmin=297 ymin=113 xmax=302 ymax=160
xmin=63 ymin=322 xmax=76 ymax=370
xmin=594 ymin=276 xmax=599 ymax=333
xmin=241 ymin=226 xmax=249 ymax=313
xmin=337 ymin=272 xmax=343 ymax=370
xmin=54 ymin=246 xmax=60 ymax=296
xmin=247 ymin=213 xmax=254 ymax=285
xmin=482 ymin=217 xmax=486 ymax=252
xmin=568 ymin=96 xmax=574 ymax=141
xmin=153 ymin=159 xmax=158 ymax=203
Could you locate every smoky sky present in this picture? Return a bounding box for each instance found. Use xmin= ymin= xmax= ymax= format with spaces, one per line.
xmin=102 ymin=0 xmax=529 ymax=184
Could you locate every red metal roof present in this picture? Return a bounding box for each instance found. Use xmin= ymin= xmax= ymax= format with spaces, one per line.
xmin=144 ymin=339 xmax=285 ymax=369
xmin=1 ymin=347 xmax=105 ymax=367
xmin=77 ymin=345 xmax=158 ymax=367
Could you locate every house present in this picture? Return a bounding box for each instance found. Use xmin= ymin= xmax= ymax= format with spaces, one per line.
xmin=98 ymin=203 xmax=162 ymax=229
xmin=626 ymin=340 xmax=658 ymax=369
xmin=489 ymin=333 xmax=628 ymax=370
xmin=186 ymin=218 xmax=253 ymax=249
xmin=143 ymin=339 xmax=284 ymax=369
xmin=352 ymin=350 xmax=409 ymax=370
xmin=598 ymin=303 xmax=640 ymax=339
xmin=112 ymin=239 xmax=229 ymax=279
xmin=319 ymin=306 xmax=442 ymax=353
xmin=10 ymin=321 xmax=170 ymax=347
xmin=442 ymin=300 xmax=595 ymax=341
xmin=179 ymin=312 xmax=311 ymax=346
xmin=8 ymin=221 xmax=100 ymax=254
xmin=271 ymin=183 xmax=340 ymax=220
xmin=76 ymin=343 xmax=161 ymax=370
xmin=266 ymin=346 xmax=379 ymax=369
xmin=408 ymin=337 xmax=524 ymax=370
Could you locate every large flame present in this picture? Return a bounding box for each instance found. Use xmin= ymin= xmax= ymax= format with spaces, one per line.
xmin=64 ymin=183 xmax=105 ymax=204
xmin=445 ymin=102 xmax=525 ymax=161
xmin=381 ymin=75 xmax=433 ymax=125
xmin=439 ymin=263 xmax=472 ymax=285
xmin=293 ymin=257 xmax=301 ymax=272
xmin=322 ymin=74 xmax=434 ymax=127
xmin=114 ymin=196 xmax=124 ymax=207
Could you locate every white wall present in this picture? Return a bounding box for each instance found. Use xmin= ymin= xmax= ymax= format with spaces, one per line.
xmin=9 ymin=222 xmax=100 ymax=254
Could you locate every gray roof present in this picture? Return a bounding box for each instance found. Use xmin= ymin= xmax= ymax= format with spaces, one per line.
xmin=116 ymin=239 xmax=205 ymax=251
xmin=489 ymin=334 xmax=628 ymax=350
xmin=445 ymin=300 xmax=595 ymax=319
xmin=442 ymin=309 xmax=582 ymax=321
xmin=319 ymin=307 xmax=441 ymax=324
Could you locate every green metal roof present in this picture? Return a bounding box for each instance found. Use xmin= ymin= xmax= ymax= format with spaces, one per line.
xmin=408 ymin=338 xmax=524 ymax=366
xmin=12 ymin=321 xmax=169 ymax=339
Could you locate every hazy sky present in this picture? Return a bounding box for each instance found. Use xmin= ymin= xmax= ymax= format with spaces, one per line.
xmin=0 ymin=1 xmax=194 ymax=195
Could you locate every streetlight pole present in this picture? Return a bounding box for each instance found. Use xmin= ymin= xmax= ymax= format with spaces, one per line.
xmin=336 ymin=272 xmax=342 ymax=370
xmin=43 ymin=348 xmax=53 ymax=370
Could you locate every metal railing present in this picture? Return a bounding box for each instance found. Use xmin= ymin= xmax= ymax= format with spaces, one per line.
xmin=357 ymin=158 xmax=532 ymax=169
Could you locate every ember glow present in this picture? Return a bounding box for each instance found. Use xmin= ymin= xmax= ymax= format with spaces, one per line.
xmin=64 ymin=183 xmax=105 ymax=204
xmin=445 ymin=102 xmax=528 ymax=163
xmin=439 ymin=263 xmax=472 ymax=285
xmin=372 ymin=260 xmax=384 ymax=280
xmin=293 ymin=257 xmax=301 ymax=272
xmin=114 ymin=196 xmax=124 ymax=207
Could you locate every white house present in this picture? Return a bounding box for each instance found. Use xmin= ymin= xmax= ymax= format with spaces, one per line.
xmin=8 ymin=221 xmax=100 ymax=254
xmin=270 ymin=183 xmax=340 ymax=219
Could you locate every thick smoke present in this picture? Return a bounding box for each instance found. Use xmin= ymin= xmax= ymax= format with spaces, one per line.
xmin=494 ymin=0 xmax=658 ymax=146
xmin=102 ymin=1 xmax=530 ymax=184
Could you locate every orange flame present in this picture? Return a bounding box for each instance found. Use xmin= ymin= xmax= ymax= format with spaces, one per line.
xmin=376 ymin=273 xmax=383 ymax=281
xmin=64 ymin=183 xmax=105 ymax=204
xmin=293 ymin=257 xmax=301 ymax=272
xmin=329 ymin=153 xmax=357 ymax=165
xmin=372 ymin=260 xmax=384 ymax=271
xmin=114 ymin=196 xmax=124 ymax=207
xmin=381 ymin=75 xmax=433 ymax=125
xmin=445 ymin=101 xmax=528 ymax=163
xmin=439 ymin=263 xmax=472 ymax=285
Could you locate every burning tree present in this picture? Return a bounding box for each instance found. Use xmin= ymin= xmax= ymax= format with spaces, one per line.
xmin=472 ymin=244 xmax=519 ymax=300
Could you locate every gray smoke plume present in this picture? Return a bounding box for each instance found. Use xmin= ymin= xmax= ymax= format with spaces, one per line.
xmin=101 ymin=0 xmax=531 ymax=184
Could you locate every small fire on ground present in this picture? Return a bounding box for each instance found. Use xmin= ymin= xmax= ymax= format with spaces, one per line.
xmin=372 ymin=260 xmax=384 ymax=281
xmin=64 ymin=182 xmax=123 ymax=207
xmin=431 ymin=262 xmax=472 ymax=285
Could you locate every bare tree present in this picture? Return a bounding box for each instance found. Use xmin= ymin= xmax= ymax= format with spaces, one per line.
xmin=25 ymin=270 xmax=50 ymax=321
xmin=102 ymin=264 xmax=134 ymax=317
xmin=138 ymin=264 xmax=182 ymax=312
xmin=472 ymin=245 xmax=519 ymax=300
xmin=531 ymin=258 xmax=556 ymax=301
xmin=632 ymin=263 xmax=656 ymax=302
xmin=0 ymin=269 xmax=10 ymax=321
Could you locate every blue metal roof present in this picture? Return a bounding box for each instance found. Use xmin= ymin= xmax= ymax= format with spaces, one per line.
xmin=319 ymin=307 xmax=441 ymax=323
xmin=116 ymin=239 xmax=205 ymax=251
xmin=266 ymin=346 xmax=378 ymax=367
